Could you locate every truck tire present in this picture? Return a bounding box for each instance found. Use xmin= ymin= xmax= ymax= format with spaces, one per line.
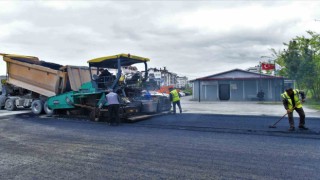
xmin=5 ymin=98 xmax=17 ymax=111
xmin=44 ymin=101 xmax=54 ymax=116
xmin=31 ymin=100 xmax=43 ymax=115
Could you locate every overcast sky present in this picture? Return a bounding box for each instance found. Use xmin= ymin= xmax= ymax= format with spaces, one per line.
xmin=1 ymin=1 xmax=320 ymax=79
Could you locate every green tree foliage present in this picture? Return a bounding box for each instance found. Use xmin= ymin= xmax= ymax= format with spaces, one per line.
xmin=272 ymin=31 xmax=320 ymax=100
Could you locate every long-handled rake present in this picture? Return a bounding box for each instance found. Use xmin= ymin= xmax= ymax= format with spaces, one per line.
xmin=269 ymin=106 xmax=296 ymax=128
xmin=268 ymin=112 xmax=287 ymax=128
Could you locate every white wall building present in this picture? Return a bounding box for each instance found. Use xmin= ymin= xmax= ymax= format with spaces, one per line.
xmin=176 ymin=76 xmax=188 ymax=89
xmin=147 ymin=67 xmax=178 ymax=87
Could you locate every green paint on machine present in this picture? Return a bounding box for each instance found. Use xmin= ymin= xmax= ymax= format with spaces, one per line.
xmin=47 ymin=81 xmax=106 ymax=110
xmin=47 ymin=91 xmax=75 ymax=109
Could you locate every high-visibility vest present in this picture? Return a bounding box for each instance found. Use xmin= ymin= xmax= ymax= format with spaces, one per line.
xmin=281 ymin=89 xmax=302 ymax=109
xmin=170 ymin=89 xmax=180 ymax=102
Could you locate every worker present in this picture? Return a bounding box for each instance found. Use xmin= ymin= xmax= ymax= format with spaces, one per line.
xmin=99 ymin=68 xmax=112 ymax=77
xmin=97 ymin=69 xmax=114 ymax=88
xmin=169 ymin=87 xmax=182 ymax=114
xmin=281 ymin=88 xmax=308 ymax=131
xmin=105 ymin=89 xmax=121 ymax=126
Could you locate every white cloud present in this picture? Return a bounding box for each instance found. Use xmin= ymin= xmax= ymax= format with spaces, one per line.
xmin=0 ymin=21 xmax=34 ymax=39
xmin=0 ymin=1 xmax=20 ymax=14
xmin=40 ymin=1 xmax=107 ymax=10
xmin=168 ymin=2 xmax=316 ymax=33
xmin=1 ymin=1 xmax=320 ymax=79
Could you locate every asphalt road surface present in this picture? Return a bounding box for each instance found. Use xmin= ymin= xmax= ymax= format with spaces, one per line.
xmin=1 ymin=112 xmax=319 ymax=180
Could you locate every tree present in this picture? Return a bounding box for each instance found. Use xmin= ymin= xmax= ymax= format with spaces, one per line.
xmin=269 ymin=48 xmax=286 ymax=76
xmin=270 ymin=31 xmax=320 ymax=100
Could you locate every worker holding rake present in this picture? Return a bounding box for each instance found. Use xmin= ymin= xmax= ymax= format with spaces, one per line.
xmin=281 ymin=88 xmax=308 ymax=131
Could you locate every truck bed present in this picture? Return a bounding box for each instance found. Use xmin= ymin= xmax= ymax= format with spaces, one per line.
xmin=2 ymin=54 xmax=93 ymax=97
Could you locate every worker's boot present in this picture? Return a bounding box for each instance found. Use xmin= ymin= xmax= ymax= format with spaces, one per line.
xmin=288 ymin=126 xmax=295 ymax=131
xmin=298 ymin=125 xmax=309 ymax=130
xmin=288 ymin=119 xmax=294 ymax=131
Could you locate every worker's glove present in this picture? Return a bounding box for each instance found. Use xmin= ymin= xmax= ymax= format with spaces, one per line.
xmin=98 ymin=103 xmax=103 ymax=109
xmin=286 ymin=109 xmax=292 ymax=113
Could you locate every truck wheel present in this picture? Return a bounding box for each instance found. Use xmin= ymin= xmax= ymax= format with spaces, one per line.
xmin=44 ymin=101 xmax=54 ymax=116
xmin=31 ymin=100 xmax=43 ymax=115
xmin=5 ymin=98 xmax=16 ymax=111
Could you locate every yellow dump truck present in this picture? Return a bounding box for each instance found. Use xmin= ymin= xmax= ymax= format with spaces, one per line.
xmin=0 ymin=53 xmax=92 ymax=114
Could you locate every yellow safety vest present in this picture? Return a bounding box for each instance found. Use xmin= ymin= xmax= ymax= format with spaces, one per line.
xmin=170 ymin=89 xmax=180 ymax=102
xmin=119 ymin=75 xmax=125 ymax=82
xmin=281 ymin=89 xmax=302 ymax=109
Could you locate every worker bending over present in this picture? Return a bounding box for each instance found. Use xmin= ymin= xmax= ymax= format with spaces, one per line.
xmin=281 ymin=88 xmax=308 ymax=131
xmin=169 ymin=87 xmax=182 ymax=114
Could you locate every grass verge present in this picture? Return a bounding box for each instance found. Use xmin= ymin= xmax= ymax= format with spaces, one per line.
xmin=305 ymin=100 xmax=320 ymax=110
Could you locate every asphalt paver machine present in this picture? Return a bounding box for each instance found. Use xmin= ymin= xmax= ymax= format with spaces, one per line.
xmin=46 ymin=54 xmax=171 ymax=121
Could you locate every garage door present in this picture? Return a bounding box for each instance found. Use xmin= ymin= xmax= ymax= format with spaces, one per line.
xmin=206 ymin=85 xmax=217 ymax=101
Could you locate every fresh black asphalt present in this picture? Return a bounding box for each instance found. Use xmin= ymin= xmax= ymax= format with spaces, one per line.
xmin=0 ymin=113 xmax=319 ymax=179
